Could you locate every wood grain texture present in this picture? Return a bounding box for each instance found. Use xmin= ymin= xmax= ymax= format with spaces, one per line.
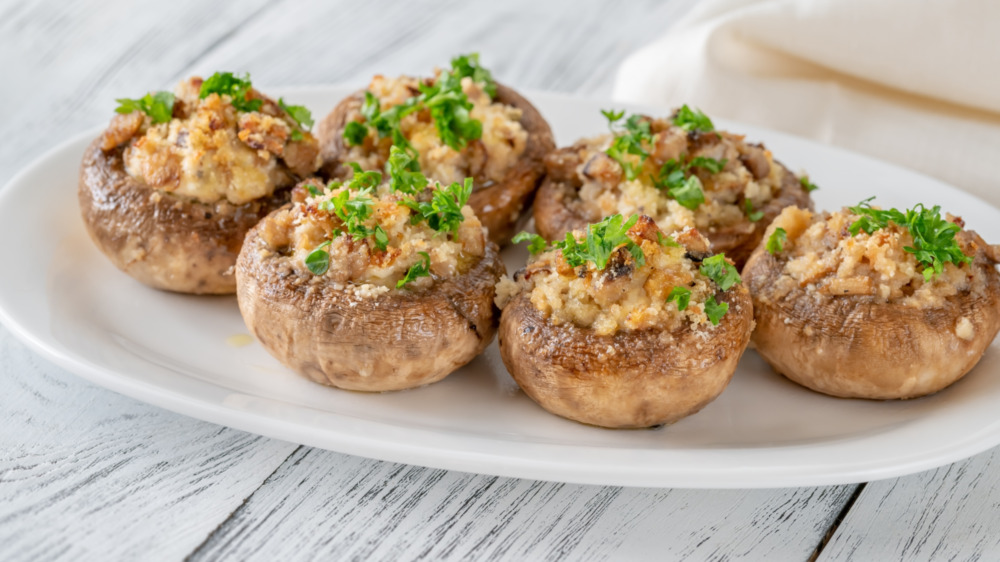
xmin=818 ymin=450 xmax=1000 ymax=561
xmin=0 ymin=329 xmax=300 ymax=560
xmin=188 ymin=448 xmax=855 ymax=561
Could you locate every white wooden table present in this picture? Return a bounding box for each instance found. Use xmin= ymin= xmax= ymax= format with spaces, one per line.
xmin=3 ymin=1 xmax=1000 ymax=559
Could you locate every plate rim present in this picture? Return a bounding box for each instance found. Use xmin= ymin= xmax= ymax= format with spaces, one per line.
xmin=3 ymin=86 xmax=1000 ymax=489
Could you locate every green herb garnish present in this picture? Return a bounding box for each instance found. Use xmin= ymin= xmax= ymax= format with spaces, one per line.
xmin=666 ymin=286 xmax=691 ymax=311
xmin=745 ymin=199 xmax=764 ymax=222
xmin=704 ymin=296 xmax=728 ymax=325
xmin=385 ymin=146 xmax=427 ymax=195
xmin=766 ymin=227 xmax=787 ymax=254
xmin=672 ymin=104 xmax=714 ymax=132
xmin=449 ymin=53 xmax=497 ymax=98
xmin=512 ymin=232 xmax=549 ymax=255
xmin=343 ymin=121 xmax=368 ymax=146
xmin=848 ymin=197 xmax=971 ymax=280
xmin=554 ymin=214 xmax=645 ymax=270
xmin=800 ymin=175 xmax=819 ymax=193
xmin=115 ymin=91 xmax=175 ymax=124
xmin=657 ymin=231 xmax=681 ymax=248
xmin=602 ymin=111 xmax=654 ymax=181
xmin=653 ymin=156 xmax=725 ymax=210
xmin=278 ymin=97 xmax=314 ymax=134
xmin=305 ymin=240 xmax=332 ymax=275
xmin=345 ymin=54 xmax=493 ymax=152
xmin=199 ymin=72 xmax=261 ymax=113
xmin=687 ymin=156 xmax=727 ymax=174
xmin=397 ymin=252 xmax=431 ymax=289
xmin=400 ymin=178 xmax=473 ymax=235
xmin=699 ymin=253 xmax=741 ymax=291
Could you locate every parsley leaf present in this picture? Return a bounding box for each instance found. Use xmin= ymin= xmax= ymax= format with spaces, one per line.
xmin=401 ymin=178 xmax=473 ymax=235
xmin=512 ymin=232 xmax=549 ymax=255
xmin=704 ymin=296 xmax=729 ymax=325
xmin=766 ymin=227 xmax=787 ymax=254
xmin=343 ymin=121 xmax=368 ymax=146
xmin=745 ymin=199 xmax=764 ymax=222
xmin=305 ymin=240 xmax=332 ymax=275
xmin=687 ymin=156 xmax=727 ymax=174
xmin=672 ymin=104 xmax=714 ymax=132
xmin=848 ymin=198 xmax=971 ymax=280
xmin=699 ymin=253 xmax=741 ymax=291
xmin=657 ymin=231 xmax=680 ymax=248
xmin=278 ymin=97 xmax=314 ymax=131
xmin=602 ymin=111 xmax=654 ymax=181
xmin=397 ymin=252 xmax=431 ymax=289
xmin=199 ymin=72 xmax=262 ymax=112
xmin=385 ymin=145 xmax=427 ymax=195
xmin=450 ymin=53 xmax=497 ymax=98
xmin=555 ymin=214 xmax=644 ymax=270
xmin=666 ymin=286 xmax=691 ymax=310
xmin=115 ymin=91 xmax=175 ymax=123
xmin=800 ymin=175 xmax=819 ymax=193
xmin=669 ymin=175 xmax=706 ymax=210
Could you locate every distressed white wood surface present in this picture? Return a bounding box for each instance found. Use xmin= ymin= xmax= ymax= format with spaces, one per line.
xmin=4 ymin=0 xmax=997 ymax=560
xmin=187 ymin=448 xmax=854 ymax=561
xmin=818 ymin=449 xmax=1000 ymax=561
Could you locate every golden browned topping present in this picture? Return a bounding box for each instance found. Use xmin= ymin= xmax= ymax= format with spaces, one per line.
xmin=556 ymin=108 xmax=790 ymax=237
xmin=341 ymin=58 xmax=527 ymax=186
xmin=763 ymin=205 xmax=986 ymax=307
xmin=103 ymin=74 xmax=321 ymax=205
xmin=497 ymin=215 xmax=741 ymax=335
xmin=255 ymin=155 xmax=485 ymax=295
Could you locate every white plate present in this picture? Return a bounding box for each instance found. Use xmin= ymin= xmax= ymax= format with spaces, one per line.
xmin=3 ymin=86 xmax=1000 ymax=489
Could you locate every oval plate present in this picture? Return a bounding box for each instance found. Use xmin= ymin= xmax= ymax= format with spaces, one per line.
xmin=2 ymin=86 xmax=999 ymax=488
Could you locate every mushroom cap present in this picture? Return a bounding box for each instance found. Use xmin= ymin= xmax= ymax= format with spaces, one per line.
xmin=316 ymin=82 xmax=554 ymax=247
xmin=236 ymin=221 xmax=505 ymax=392
xmin=498 ymin=284 xmax=754 ymax=428
xmin=78 ymin=138 xmax=289 ymax=294
xmin=743 ymin=241 xmax=1000 ymax=399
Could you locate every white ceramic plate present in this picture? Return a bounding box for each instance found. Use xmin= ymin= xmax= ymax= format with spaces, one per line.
xmin=3 ymin=86 xmax=1000 ymax=489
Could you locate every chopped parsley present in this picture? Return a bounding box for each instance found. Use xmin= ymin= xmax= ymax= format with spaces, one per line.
xmin=305 ymin=241 xmax=332 ymax=275
xmin=554 ymin=214 xmax=645 ymax=270
xmin=654 ymin=157 xmax=720 ymax=210
xmin=657 ymin=231 xmax=680 ymax=248
xmin=672 ymin=104 xmax=714 ymax=132
xmin=199 ymin=72 xmax=261 ymax=112
xmin=385 ymin=145 xmax=427 ymax=195
xmin=800 ymin=175 xmax=819 ymax=193
xmin=115 ymin=91 xmax=175 ymax=123
xmin=400 ymin=178 xmax=473 ymax=236
xmin=848 ymin=197 xmax=971 ymax=280
xmin=278 ymin=97 xmax=314 ymax=140
xmin=345 ymin=54 xmax=494 ymax=152
xmin=744 ymin=199 xmax=764 ymax=222
xmin=602 ymin=110 xmax=654 ymax=181
xmin=512 ymin=232 xmax=549 ymax=255
xmin=310 ymin=164 xmax=388 ymax=251
xmin=666 ymin=286 xmax=691 ymax=311
xmin=766 ymin=227 xmax=787 ymax=254
xmin=699 ymin=253 xmax=741 ymax=291
xmin=704 ymin=296 xmax=728 ymax=325
xmin=397 ymin=252 xmax=431 ymax=289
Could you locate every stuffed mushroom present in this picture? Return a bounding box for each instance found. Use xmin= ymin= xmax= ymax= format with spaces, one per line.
xmin=743 ymin=201 xmax=1000 ymax=399
xmin=497 ymin=214 xmax=754 ymax=428
xmin=535 ymin=107 xmax=812 ymax=269
xmin=236 ymin=150 xmax=504 ymax=392
xmin=79 ymin=73 xmax=321 ymax=294
xmin=316 ymin=53 xmax=555 ymax=247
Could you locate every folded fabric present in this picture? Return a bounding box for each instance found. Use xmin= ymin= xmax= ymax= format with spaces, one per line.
xmin=613 ymin=0 xmax=1000 ymax=205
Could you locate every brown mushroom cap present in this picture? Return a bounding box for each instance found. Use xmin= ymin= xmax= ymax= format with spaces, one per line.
xmin=316 ymin=82 xmax=555 ymax=247
xmin=78 ymin=138 xmax=290 ymax=294
xmin=498 ymin=284 xmax=754 ymax=428
xmin=236 ymin=222 xmax=505 ymax=392
xmin=534 ymin=153 xmax=811 ymax=270
xmin=743 ymin=240 xmax=1000 ymax=399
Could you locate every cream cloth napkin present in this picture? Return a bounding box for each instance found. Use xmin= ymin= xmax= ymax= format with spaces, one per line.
xmin=612 ymin=0 xmax=1000 ymax=205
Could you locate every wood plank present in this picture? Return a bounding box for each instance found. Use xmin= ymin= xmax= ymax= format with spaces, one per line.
xmin=0 ymin=328 xmax=300 ymax=560
xmin=817 ymin=449 xmax=1000 ymax=561
xmin=189 ymin=447 xmax=857 ymax=561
